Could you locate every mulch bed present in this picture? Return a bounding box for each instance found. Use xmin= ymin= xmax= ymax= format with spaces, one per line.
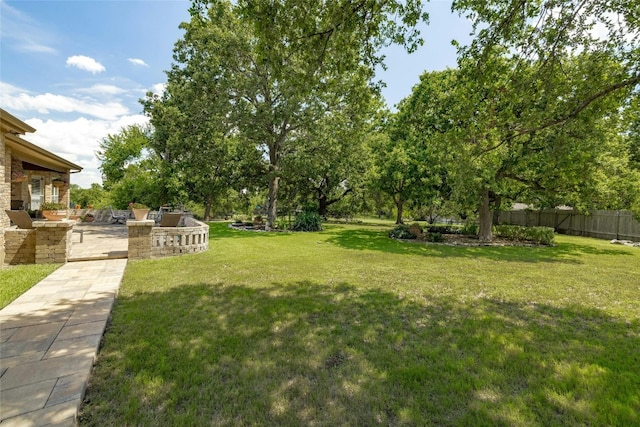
xmin=398 ymin=234 xmax=551 ymax=247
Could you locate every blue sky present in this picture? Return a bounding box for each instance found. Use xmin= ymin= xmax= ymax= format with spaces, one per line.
xmin=1 ymin=0 xmax=472 ymax=188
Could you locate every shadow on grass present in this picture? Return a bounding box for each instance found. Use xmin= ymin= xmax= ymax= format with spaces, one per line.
xmin=323 ymin=227 xmax=632 ymax=263
xmin=81 ymin=281 xmax=639 ymax=426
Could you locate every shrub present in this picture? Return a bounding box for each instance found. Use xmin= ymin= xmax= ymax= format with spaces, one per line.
xmin=494 ymin=225 xmax=555 ymax=245
xmin=408 ymin=222 xmax=423 ymax=238
xmin=424 ymin=232 xmax=443 ymax=242
xmin=40 ymin=202 xmax=66 ymax=211
xmin=426 ymin=224 xmax=462 ymax=234
xmin=292 ymin=210 xmax=323 ymax=232
xmin=275 ymin=218 xmax=290 ymax=230
xmin=389 ymin=224 xmax=417 ymax=240
xmin=129 ymin=202 xmax=148 ymax=210
xmin=461 ymin=222 xmax=479 ymax=236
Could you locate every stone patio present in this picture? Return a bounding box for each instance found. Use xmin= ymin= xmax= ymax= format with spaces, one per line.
xmin=1 ymin=222 xmax=129 ymax=426
xmin=69 ymin=222 xmax=128 ymax=261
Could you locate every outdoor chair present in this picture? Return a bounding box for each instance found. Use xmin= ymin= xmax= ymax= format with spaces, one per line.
xmin=110 ymin=206 xmax=127 ymax=224
xmin=5 ymin=210 xmax=34 ymax=229
xmin=159 ymin=212 xmax=182 ymax=227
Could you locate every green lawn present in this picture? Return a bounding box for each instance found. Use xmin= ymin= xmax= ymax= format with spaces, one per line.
xmin=0 ymin=264 xmax=61 ymax=309
xmin=80 ymin=222 xmax=640 ymax=426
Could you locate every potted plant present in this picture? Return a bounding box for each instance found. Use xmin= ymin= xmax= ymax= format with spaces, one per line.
xmin=81 ymin=213 xmax=95 ymax=222
xmin=52 ymin=177 xmax=66 ymax=187
xmin=129 ymin=202 xmax=150 ymax=220
xmin=40 ymin=202 xmax=67 ymax=221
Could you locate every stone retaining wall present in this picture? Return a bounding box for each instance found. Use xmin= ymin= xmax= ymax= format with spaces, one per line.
xmin=4 ymin=220 xmax=73 ymax=265
xmin=34 ymin=220 xmax=73 ymax=264
xmin=127 ymin=217 xmax=209 ymax=260
xmin=4 ymin=229 xmax=36 ymax=264
xmin=151 ymin=217 xmax=209 ymax=257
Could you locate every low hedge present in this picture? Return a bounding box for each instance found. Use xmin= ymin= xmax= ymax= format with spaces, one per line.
xmin=426 ymin=224 xmax=462 ymax=235
xmin=493 ymin=225 xmax=555 ymax=245
xmin=389 ymin=224 xmax=417 ymax=239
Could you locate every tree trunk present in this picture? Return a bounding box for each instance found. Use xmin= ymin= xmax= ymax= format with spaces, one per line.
xmin=265 ymin=136 xmax=284 ymax=231
xmin=478 ymin=189 xmax=493 ymax=242
xmin=266 ymin=174 xmax=279 ymax=230
xmin=203 ymin=194 xmax=212 ymax=221
xmin=317 ymin=186 xmax=352 ymax=217
xmin=492 ymin=194 xmax=502 ymax=225
xmin=318 ymin=193 xmax=328 ymax=217
xmin=394 ymin=196 xmax=404 ymax=225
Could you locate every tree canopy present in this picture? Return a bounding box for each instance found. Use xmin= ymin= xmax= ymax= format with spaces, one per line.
xmin=156 ymin=0 xmax=428 ymax=228
xmin=93 ymin=0 xmax=639 ymax=234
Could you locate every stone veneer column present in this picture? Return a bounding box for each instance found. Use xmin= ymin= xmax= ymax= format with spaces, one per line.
xmin=1 ymin=135 xmax=7 ymax=266
xmin=33 ymin=220 xmax=74 ymax=264
xmin=127 ymin=219 xmax=154 ymax=260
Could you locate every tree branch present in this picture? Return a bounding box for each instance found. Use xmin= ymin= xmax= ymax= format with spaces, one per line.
xmin=510 ymin=73 xmax=640 ymax=140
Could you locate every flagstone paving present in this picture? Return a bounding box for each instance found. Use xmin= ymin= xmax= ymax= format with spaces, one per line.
xmin=1 ymin=258 xmax=128 ymax=426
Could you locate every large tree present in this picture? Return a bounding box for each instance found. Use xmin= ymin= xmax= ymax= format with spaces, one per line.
xmin=96 ymin=124 xmax=164 ymax=209
xmin=175 ymin=0 xmax=427 ymax=229
xmin=280 ymin=97 xmax=377 ymax=217
xmin=444 ymin=0 xmax=640 ymax=241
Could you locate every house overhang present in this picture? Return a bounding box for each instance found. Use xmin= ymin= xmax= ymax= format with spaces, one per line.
xmin=1 ymin=109 xmax=36 ymax=135
xmin=5 ymin=133 xmax=83 ymax=173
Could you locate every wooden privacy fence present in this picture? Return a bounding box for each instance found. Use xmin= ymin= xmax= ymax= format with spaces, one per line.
xmin=496 ymin=210 xmax=640 ymax=241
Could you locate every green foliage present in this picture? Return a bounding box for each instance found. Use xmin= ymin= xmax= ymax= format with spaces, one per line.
xmin=107 ymin=165 xmax=164 ymax=209
xmin=39 ymin=202 xmax=66 ymax=211
xmin=168 ymin=0 xmax=428 ymax=228
xmin=426 ymin=225 xmax=461 ymax=235
xmin=129 ymin=203 xmax=148 ymax=210
xmin=97 ymin=125 xmax=151 ymax=190
xmin=396 ymin=0 xmax=640 ymax=241
xmin=70 ymin=183 xmax=108 ymax=209
xmin=292 ymin=210 xmax=323 ymax=232
xmin=388 ymin=224 xmax=416 ymax=240
xmin=494 ymin=225 xmax=555 ymax=245
xmin=424 ymin=232 xmax=443 ymax=242
xmin=461 ymin=222 xmax=478 ymax=236
xmin=275 ymin=217 xmax=290 ymax=231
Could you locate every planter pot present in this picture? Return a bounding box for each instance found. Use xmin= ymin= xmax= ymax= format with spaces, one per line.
xmin=42 ymin=210 xmax=67 ymax=221
xmin=132 ymin=208 xmax=150 ymax=220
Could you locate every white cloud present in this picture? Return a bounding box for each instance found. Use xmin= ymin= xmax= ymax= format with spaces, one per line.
xmin=0 ymin=1 xmax=58 ymax=54
xmin=151 ymin=83 xmax=166 ymax=96
xmin=1 ymin=82 xmax=129 ymax=120
xmin=25 ymin=114 xmax=149 ymax=188
xmin=66 ymin=55 xmax=106 ymax=74
xmin=128 ymin=58 xmax=149 ymax=67
xmin=78 ymin=84 xmax=128 ymax=96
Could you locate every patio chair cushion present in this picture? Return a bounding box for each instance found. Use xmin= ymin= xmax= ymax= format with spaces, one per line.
xmin=5 ymin=210 xmax=34 ymax=229
xmin=159 ymin=213 xmax=182 ymax=227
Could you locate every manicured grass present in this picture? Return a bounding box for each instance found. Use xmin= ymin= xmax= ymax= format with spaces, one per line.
xmin=0 ymin=264 xmax=61 ymax=309
xmin=80 ymin=223 xmax=640 ymax=426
